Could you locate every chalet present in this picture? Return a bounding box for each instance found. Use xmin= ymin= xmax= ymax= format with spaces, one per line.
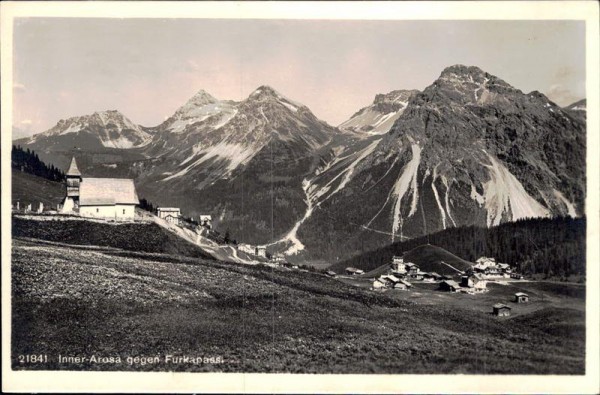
xmin=346 ymin=267 xmax=364 ymax=276
xmin=460 ymin=274 xmax=488 ymax=292
xmin=476 ymin=257 xmax=497 ymax=267
xmin=391 ymin=256 xmax=407 ymax=273
xmin=325 ymin=270 xmax=337 ymax=277
xmin=382 ymin=274 xmax=401 ymax=285
xmin=439 ymin=280 xmax=460 ymax=292
xmin=157 ymin=207 xmax=181 ymax=225
xmin=199 ymin=215 xmax=213 ymax=229
xmin=493 ymin=303 xmax=512 ymax=317
xmin=271 ymin=253 xmax=286 ymax=263
xmin=514 ymin=292 xmax=529 ymax=303
xmin=398 ymin=278 xmax=412 ymax=289
xmin=404 ymin=262 xmax=419 ymax=275
xmin=406 ymin=268 xmax=425 ymax=280
xmin=510 ymin=273 xmax=524 ymax=280
xmin=372 ymin=279 xmax=387 ymax=289
xmin=423 ymin=272 xmax=442 ymax=282
xmin=498 ymin=263 xmax=511 ymax=274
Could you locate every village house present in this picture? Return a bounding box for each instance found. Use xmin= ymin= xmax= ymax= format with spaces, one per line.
xmin=372 ymin=278 xmax=387 ymax=289
xmin=397 ymin=278 xmax=412 ymax=290
xmin=514 ymin=292 xmax=529 ymax=303
xmin=391 ymin=256 xmax=407 ymax=273
xmin=61 ymin=157 xmax=139 ymax=220
xmin=460 ymin=273 xmax=488 ymax=293
xmin=346 ymin=267 xmax=364 ymax=276
xmin=157 ymin=207 xmax=181 ymax=225
xmin=497 ymin=263 xmax=512 ymax=275
xmin=199 ymin=215 xmax=213 ymax=229
xmin=493 ymin=303 xmax=512 ymax=317
xmin=382 ymin=274 xmax=401 ymax=285
xmin=439 ymin=280 xmax=460 ymax=292
xmin=476 ymin=257 xmax=497 ymax=267
xmin=372 ymin=275 xmax=408 ymax=290
xmin=325 ymin=270 xmax=337 ymax=277
xmin=423 ymin=272 xmax=442 ymax=283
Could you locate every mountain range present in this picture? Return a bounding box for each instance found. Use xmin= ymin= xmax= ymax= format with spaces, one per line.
xmin=14 ymin=64 xmax=586 ymax=262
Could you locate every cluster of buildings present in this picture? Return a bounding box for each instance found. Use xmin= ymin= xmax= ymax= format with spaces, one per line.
xmin=492 ymin=293 xmax=530 ymax=317
xmin=156 ymin=207 xmax=212 ymax=230
xmin=50 ymin=158 xmax=215 ymax=232
xmin=366 ymin=256 xmax=453 ymax=291
xmin=372 ymin=274 xmax=413 ymax=291
xmin=359 ymin=254 xmax=526 ymax=297
xmin=471 ymin=257 xmax=513 ymax=277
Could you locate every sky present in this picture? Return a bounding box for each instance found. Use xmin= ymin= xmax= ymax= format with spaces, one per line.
xmin=12 ymin=18 xmax=585 ymax=136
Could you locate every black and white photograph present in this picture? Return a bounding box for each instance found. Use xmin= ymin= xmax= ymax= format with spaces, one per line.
xmin=2 ymin=1 xmax=599 ymax=393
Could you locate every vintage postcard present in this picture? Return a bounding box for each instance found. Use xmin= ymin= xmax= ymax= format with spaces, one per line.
xmin=2 ymin=1 xmax=599 ymax=393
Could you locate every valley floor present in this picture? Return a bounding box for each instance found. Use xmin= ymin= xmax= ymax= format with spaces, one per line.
xmin=11 ymin=238 xmax=585 ymax=374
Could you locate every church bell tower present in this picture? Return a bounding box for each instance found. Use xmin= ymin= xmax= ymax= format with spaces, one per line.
xmin=65 ymin=157 xmax=82 ymax=207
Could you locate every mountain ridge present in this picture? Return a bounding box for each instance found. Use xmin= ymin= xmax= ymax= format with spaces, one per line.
xmin=13 ymin=65 xmax=586 ymax=262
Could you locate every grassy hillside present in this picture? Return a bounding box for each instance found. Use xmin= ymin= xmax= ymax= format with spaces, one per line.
xmin=11 ymin=238 xmax=585 ymax=374
xmin=12 ymin=216 xmax=213 ymax=260
xmin=403 ymin=244 xmax=473 ymax=275
xmin=12 ymin=170 xmax=65 ymax=210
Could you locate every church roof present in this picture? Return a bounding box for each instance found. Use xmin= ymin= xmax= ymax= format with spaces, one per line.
xmin=79 ymin=178 xmax=139 ymax=206
xmin=66 ymin=157 xmax=81 ymax=176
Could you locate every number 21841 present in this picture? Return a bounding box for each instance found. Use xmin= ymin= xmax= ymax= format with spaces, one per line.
xmin=18 ymin=354 xmax=48 ymax=363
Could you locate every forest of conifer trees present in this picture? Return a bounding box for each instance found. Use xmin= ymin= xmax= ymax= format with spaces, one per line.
xmin=11 ymin=145 xmax=65 ymax=182
xmin=341 ymin=217 xmax=586 ymax=279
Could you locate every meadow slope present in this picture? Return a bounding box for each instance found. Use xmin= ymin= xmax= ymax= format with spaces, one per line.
xmin=12 ymin=237 xmax=585 ymax=374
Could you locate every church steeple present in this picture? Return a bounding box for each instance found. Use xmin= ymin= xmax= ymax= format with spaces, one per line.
xmin=65 ymin=157 xmax=82 ymax=202
xmin=66 ymin=157 xmax=81 ymax=177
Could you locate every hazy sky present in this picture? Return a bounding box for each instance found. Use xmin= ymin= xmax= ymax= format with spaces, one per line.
xmin=13 ymin=18 xmax=585 ymax=135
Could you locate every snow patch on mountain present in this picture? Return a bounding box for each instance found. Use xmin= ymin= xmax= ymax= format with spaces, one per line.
xmin=431 ymin=174 xmax=447 ymax=229
xmin=339 ymin=90 xmax=417 ymax=136
xmin=328 ymin=139 xmax=380 ymax=198
xmin=340 ymin=105 xmax=406 ymax=135
xmin=441 ymin=175 xmax=457 ymax=227
xmin=279 ymin=178 xmax=314 ymax=255
xmin=167 ymin=92 xmax=237 ymax=134
xmin=162 ymin=142 xmax=259 ymax=181
xmin=391 ymin=143 xmax=422 ymax=239
xmin=482 ymin=152 xmax=550 ymax=226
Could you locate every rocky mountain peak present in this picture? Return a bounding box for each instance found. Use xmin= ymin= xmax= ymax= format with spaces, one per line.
xmin=173 ymin=89 xmax=219 ymax=119
xmin=249 ymin=85 xmax=279 ymax=99
xmin=420 ymin=64 xmax=517 ymax=106
xmin=373 ymin=90 xmax=419 ymax=106
xmin=188 ymin=89 xmax=218 ymax=106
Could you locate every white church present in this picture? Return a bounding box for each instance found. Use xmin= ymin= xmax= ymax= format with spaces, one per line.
xmin=61 ymin=157 xmax=139 ymax=220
